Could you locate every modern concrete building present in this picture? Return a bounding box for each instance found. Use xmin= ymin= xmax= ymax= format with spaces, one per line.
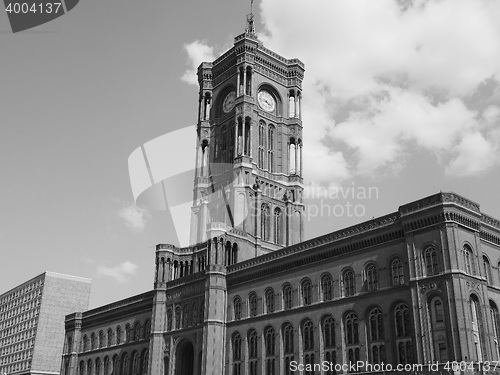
xmin=61 ymin=12 xmax=500 ymax=375
xmin=0 ymin=272 xmax=91 ymax=375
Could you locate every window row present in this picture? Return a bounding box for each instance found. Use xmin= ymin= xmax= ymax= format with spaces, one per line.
xmin=232 ymin=260 xmax=405 ymax=320
xmin=69 ymin=349 xmax=149 ymax=375
xmin=166 ymin=300 xmax=205 ymax=331
xmin=77 ymin=320 xmax=150 ymax=353
xmin=231 ymin=304 xmax=413 ymax=375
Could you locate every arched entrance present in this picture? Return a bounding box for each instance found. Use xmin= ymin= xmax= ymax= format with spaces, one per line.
xmin=175 ymin=340 xmax=194 ymax=375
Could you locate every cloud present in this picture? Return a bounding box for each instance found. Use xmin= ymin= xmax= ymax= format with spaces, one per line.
xmin=258 ymin=0 xmax=500 ymax=179
xmin=119 ymin=204 xmax=150 ymax=232
xmin=181 ymin=40 xmax=215 ymax=85
xmin=96 ymin=261 xmax=138 ymax=283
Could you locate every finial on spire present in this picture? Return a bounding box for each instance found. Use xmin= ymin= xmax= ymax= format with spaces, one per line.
xmin=246 ymin=0 xmax=255 ymax=34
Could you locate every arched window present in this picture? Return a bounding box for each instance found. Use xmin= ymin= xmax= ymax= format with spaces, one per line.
xmin=121 ymin=353 xmax=129 ymax=375
xmin=82 ymin=334 xmax=89 ymax=351
xmin=234 ymin=297 xmax=242 ymax=320
xmin=258 ymin=122 xmax=265 ymax=169
xmin=145 ymin=320 xmax=151 ymax=338
xmin=131 ymin=351 xmax=139 ymax=375
xmin=274 ymin=208 xmax=282 ymax=245
xmin=261 ymin=204 xmax=270 ymax=242
xmin=268 ymin=125 xmax=275 ymax=172
xmin=87 ymin=360 xmax=92 ymax=375
xmin=463 ymin=245 xmax=475 ymax=275
xmin=166 ymin=310 xmax=172 ymax=331
xmin=490 ymin=301 xmax=500 ymax=360
xmin=395 ymin=303 xmax=413 ymax=364
xmin=343 ymin=269 xmax=355 ymax=296
xmin=125 ymin=324 xmax=131 ymax=342
xmin=345 ymin=312 xmax=359 ymax=345
xmin=249 ymin=293 xmax=258 ymax=317
xmin=107 ymin=328 xmax=113 ymax=347
xmin=345 ymin=312 xmax=360 ymax=364
xmin=301 ymin=279 xmax=312 ymax=306
xmin=192 ymin=303 xmax=198 ymax=325
xmin=321 ymin=274 xmax=333 ymax=301
xmin=470 ymin=294 xmax=485 ymax=362
xmin=283 ymin=323 xmax=294 ymax=375
xmin=103 ymin=357 xmax=110 ymax=375
xmin=141 ymin=350 xmax=149 ymax=374
xmin=391 ymin=258 xmax=404 ymax=286
xmin=134 ymin=322 xmax=141 ymax=341
xmin=182 ymin=304 xmax=190 ymax=328
xmin=429 ymin=296 xmax=448 ymax=362
xmin=91 ymin=332 xmax=96 ymax=350
xmin=112 ymin=356 xmax=119 ymax=375
xmin=265 ymin=326 xmax=276 ymax=375
xmin=79 ymin=361 xmax=85 ymax=375
xmin=116 ymin=326 xmax=121 ymax=345
xmin=283 ymin=284 xmax=293 ymax=310
xmin=424 ymin=246 xmax=439 ymax=276
xmin=99 ymin=330 xmax=104 ymax=348
xmin=322 ymin=316 xmax=336 ymax=375
xmin=175 ymin=306 xmax=181 ymax=329
xmin=303 ymin=320 xmax=314 ymax=375
xmin=232 ymin=332 xmax=242 ymax=375
xmin=265 ymin=288 xmax=275 ymax=314
xmin=248 ymin=329 xmax=258 ymax=375
xmin=366 ymin=264 xmax=379 ymax=291
xmin=483 ymin=256 xmax=492 ymax=284
xmin=368 ymin=308 xmax=385 ymax=364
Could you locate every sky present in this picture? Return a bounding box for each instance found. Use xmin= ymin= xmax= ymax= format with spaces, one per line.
xmin=1 ymin=0 xmax=499 ymax=309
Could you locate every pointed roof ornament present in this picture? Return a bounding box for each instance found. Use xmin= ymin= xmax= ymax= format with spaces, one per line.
xmin=245 ymin=0 xmax=255 ymax=35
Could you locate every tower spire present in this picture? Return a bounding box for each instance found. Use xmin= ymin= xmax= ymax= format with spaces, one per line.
xmin=246 ymin=0 xmax=255 ymax=34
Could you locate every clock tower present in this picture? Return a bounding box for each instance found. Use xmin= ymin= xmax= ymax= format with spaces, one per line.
xmin=190 ymin=12 xmax=305 ymax=260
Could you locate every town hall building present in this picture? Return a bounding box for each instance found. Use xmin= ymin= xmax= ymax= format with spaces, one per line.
xmin=61 ymin=13 xmax=500 ymax=375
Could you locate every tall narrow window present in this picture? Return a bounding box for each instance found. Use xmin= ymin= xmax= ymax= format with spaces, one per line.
xmin=182 ymin=305 xmax=190 ymax=328
xmin=343 ymin=270 xmax=355 ymax=296
xmin=429 ymin=296 xmax=448 ymax=362
xmin=265 ymin=288 xmax=275 ymax=314
xmin=322 ymin=274 xmax=333 ymax=301
xmin=483 ymin=256 xmax=492 ymax=284
xmin=490 ymin=301 xmax=500 ymax=360
xmin=283 ymin=323 xmax=295 ymax=375
xmin=265 ymin=326 xmax=276 ymax=375
xmin=248 ymin=329 xmax=258 ymax=375
xmin=232 ymin=333 xmax=242 ymax=375
xmin=261 ymin=204 xmax=270 ymax=242
xmin=303 ymin=320 xmax=315 ymax=375
xmin=116 ymin=326 xmax=121 ymax=345
xmin=345 ymin=312 xmax=360 ymax=364
xmin=249 ymin=293 xmax=258 ymax=317
xmin=323 ymin=316 xmax=336 ymax=375
xmin=107 ymin=329 xmax=113 ymax=347
xmin=175 ymin=307 xmax=181 ymax=329
xmin=268 ymin=125 xmax=275 ymax=172
xmin=301 ymin=279 xmax=312 ymax=306
xmin=274 ymin=208 xmax=282 ymax=245
xmin=395 ymin=303 xmax=413 ymax=364
xmin=424 ymin=246 xmax=439 ymax=276
xmin=258 ymin=122 xmax=265 ymax=169
xmin=366 ymin=264 xmax=379 ymax=291
xmin=463 ymin=245 xmax=475 ymax=275
xmin=391 ymin=258 xmax=404 ymax=286
xmin=166 ymin=310 xmax=172 ymax=331
xmin=283 ymin=284 xmax=293 ymax=310
xmin=369 ymin=308 xmax=385 ymax=364
xmin=234 ymin=297 xmax=242 ymax=321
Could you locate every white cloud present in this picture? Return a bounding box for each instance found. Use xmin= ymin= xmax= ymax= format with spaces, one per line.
xmin=182 ymin=0 xmax=500 ymax=181
xmin=119 ymin=204 xmax=150 ymax=232
xmin=181 ymin=41 xmax=215 ymax=85
xmin=259 ymin=0 xmax=500 ymax=179
xmin=96 ymin=261 xmax=138 ymax=283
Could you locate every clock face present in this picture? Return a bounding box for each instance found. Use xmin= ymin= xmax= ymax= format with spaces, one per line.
xmin=222 ymin=91 xmax=236 ymax=113
xmin=258 ymin=90 xmax=276 ymax=112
